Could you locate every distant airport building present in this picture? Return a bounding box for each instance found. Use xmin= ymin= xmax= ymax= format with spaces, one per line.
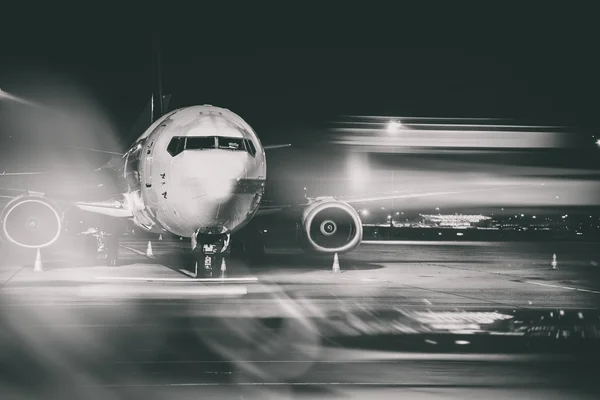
xmin=420 ymin=214 xmax=491 ymax=228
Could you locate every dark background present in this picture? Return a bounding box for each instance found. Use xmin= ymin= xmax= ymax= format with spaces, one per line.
xmin=1 ymin=6 xmax=599 ymax=207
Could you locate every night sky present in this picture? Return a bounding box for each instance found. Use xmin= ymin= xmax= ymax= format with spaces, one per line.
xmin=1 ymin=9 xmax=599 ymax=210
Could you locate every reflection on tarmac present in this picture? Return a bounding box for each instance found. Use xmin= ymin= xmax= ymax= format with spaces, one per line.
xmin=1 ymin=238 xmax=600 ymax=399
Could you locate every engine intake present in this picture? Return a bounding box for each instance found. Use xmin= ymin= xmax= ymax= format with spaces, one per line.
xmin=1 ymin=195 xmax=63 ymax=248
xmin=300 ymin=199 xmax=362 ymax=254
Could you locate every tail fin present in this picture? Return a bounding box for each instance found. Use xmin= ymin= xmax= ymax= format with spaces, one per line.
xmin=151 ymin=32 xmax=165 ymax=123
xmin=122 ymin=94 xmax=171 ymax=147
xmin=121 ymin=33 xmax=171 ymax=148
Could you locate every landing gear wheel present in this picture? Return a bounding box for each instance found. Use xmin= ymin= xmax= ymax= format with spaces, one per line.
xmin=192 ymin=232 xmax=230 ymax=278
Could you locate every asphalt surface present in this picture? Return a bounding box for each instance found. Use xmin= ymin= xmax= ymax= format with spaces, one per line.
xmin=1 ymin=238 xmax=600 ymax=399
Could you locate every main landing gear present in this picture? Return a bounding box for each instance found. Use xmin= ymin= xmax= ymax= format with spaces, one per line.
xmin=79 ymin=226 xmax=120 ymax=266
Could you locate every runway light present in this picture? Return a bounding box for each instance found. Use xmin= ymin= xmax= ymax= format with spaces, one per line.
xmin=596 ymin=138 xmax=600 ymax=147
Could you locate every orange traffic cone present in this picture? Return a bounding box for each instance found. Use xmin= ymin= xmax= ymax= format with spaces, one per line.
xmin=551 ymin=253 xmax=558 ymax=270
xmin=220 ymin=257 xmax=227 ymax=278
xmin=33 ymin=248 xmax=43 ymax=272
xmin=146 ymin=241 xmax=153 ymax=257
xmin=332 ymin=253 xmax=341 ymax=273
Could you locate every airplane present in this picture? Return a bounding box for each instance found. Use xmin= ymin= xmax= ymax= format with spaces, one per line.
xmin=0 ymin=44 xmax=520 ymax=276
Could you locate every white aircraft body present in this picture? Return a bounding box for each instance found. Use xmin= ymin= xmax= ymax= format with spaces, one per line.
xmin=1 ymin=57 xmax=520 ymax=273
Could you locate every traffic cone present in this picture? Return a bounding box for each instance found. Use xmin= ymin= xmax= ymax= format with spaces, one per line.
xmin=551 ymin=253 xmax=558 ymax=270
xmin=146 ymin=241 xmax=153 ymax=257
xmin=332 ymin=253 xmax=341 ymax=273
xmin=220 ymin=257 xmax=227 ymax=278
xmin=159 ymin=234 xmax=163 ymax=241
xmin=33 ymin=248 xmax=43 ymax=272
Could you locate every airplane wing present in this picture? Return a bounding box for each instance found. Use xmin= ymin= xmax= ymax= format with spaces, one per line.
xmin=334 ymin=185 xmax=526 ymax=204
xmin=264 ymin=144 xmax=292 ymax=150
xmin=1 ymin=171 xmax=53 ymax=176
xmin=73 ymin=198 xmax=133 ymax=218
xmin=0 ymin=185 xmax=132 ymax=218
xmin=255 ymin=204 xmax=292 ymax=217
xmin=253 ymin=185 xmax=524 ymax=218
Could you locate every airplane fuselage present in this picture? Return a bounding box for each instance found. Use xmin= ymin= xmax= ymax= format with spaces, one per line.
xmin=122 ymin=105 xmax=266 ymax=238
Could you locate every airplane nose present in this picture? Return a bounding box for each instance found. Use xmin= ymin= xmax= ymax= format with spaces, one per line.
xmin=181 ymin=152 xmax=247 ymax=201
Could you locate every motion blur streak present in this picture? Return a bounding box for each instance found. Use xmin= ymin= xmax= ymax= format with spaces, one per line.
xmin=0 ymin=89 xmax=44 ymax=109
xmin=0 ymin=72 xmax=120 ymax=172
xmin=331 ymin=128 xmax=568 ymax=149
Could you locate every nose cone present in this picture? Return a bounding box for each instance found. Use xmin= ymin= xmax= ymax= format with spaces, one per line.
xmin=178 ymin=151 xmax=247 ymax=201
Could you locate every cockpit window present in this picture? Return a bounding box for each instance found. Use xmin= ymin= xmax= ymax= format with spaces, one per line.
xmin=167 ymin=136 xmax=255 ymax=157
xmin=186 ymin=137 xmax=217 ymax=150
xmin=217 ymin=137 xmax=245 ymax=151
xmin=245 ymin=139 xmax=256 ymax=157
xmin=167 ymin=137 xmax=185 ymax=156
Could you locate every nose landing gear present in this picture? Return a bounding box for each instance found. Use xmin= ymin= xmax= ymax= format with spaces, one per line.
xmin=192 ymin=231 xmax=230 ymax=278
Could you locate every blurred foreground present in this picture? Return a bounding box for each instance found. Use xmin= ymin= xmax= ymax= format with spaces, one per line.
xmin=1 ymin=238 xmax=600 ymax=399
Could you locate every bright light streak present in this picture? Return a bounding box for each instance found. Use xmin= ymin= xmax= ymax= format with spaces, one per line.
xmin=0 ymin=88 xmax=45 ymax=108
xmin=387 ymin=120 xmax=401 ymax=133
xmin=347 ymin=152 xmax=370 ymax=192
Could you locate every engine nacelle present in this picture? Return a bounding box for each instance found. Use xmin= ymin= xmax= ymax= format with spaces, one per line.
xmin=1 ymin=195 xmax=63 ymax=249
xmin=299 ymin=198 xmax=363 ymax=254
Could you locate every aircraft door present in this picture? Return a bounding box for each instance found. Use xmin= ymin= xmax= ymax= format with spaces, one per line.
xmin=144 ymin=124 xmax=166 ymax=188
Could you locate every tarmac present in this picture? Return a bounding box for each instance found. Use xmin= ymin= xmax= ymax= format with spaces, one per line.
xmin=1 ymin=238 xmax=600 ymax=399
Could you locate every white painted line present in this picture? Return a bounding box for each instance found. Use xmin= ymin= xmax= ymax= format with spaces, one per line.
xmin=178 ymin=269 xmax=197 ymax=278
xmin=94 ymin=276 xmax=258 ymax=283
xmin=120 ymin=245 xmax=148 ymax=257
xmin=361 ymin=240 xmax=497 ymax=246
xmin=524 ymin=281 xmax=600 ymax=295
xmin=81 ymin=284 xmax=247 ymax=297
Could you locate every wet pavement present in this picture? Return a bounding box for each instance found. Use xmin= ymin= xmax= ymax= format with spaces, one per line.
xmin=1 ymin=238 xmax=600 ymax=398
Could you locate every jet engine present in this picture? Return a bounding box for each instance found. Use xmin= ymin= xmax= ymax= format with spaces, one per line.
xmin=299 ymin=198 xmax=363 ymax=254
xmin=0 ymin=195 xmax=63 ymax=248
